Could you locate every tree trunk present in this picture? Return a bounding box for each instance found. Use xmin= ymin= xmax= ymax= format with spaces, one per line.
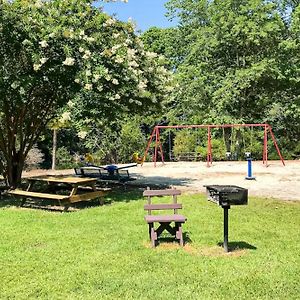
xmin=52 ymin=128 xmax=57 ymax=170
xmin=6 ymin=152 xmax=25 ymax=189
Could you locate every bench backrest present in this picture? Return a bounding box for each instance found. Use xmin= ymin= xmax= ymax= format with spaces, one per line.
xmin=143 ymin=187 xmax=182 ymax=215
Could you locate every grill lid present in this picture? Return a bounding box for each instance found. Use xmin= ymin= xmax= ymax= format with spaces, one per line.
xmin=204 ymin=185 xmax=248 ymax=206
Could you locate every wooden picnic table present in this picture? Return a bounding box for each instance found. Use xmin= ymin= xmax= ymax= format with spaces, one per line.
xmin=8 ymin=175 xmax=105 ymax=211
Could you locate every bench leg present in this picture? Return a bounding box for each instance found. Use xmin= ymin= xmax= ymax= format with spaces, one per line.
xmin=148 ymin=223 xmax=157 ymax=247
xmin=175 ymin=222 xmax=184 ymax=246
xmin=63 ymin=204 xmax=70 ymax=212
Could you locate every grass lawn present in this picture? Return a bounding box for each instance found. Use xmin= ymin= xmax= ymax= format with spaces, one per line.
xmin=0 ymin=190 xmax=299 ymax=299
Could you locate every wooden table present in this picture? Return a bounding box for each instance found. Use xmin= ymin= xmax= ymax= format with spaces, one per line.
xmin=8 ymin=176 xmax=106 ymax=211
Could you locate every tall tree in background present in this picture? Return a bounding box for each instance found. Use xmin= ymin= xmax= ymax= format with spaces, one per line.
xmin=164 ymin=0 xmax=288 ymax=122
xmin=0 ymin=0 xmax=171 ymax=187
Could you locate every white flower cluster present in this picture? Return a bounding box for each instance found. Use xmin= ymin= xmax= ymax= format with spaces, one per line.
xmin=103 ymin=18 xmax=116 ymax=27
xmin=39 ymin=40 xmax=48 ymax=48
xmin=63 ymin=57 xmax=75 ymax=66
xmin=138 ymin=80 xmax=147 ymax=91
xmin=11 ymin=81 xmax=19 ymax=89
xmin=67 ymin=100 xmax=75 ymax=108
xmin=83 ymin=50 xmax=91 ymax=60
xmin=146 ymin=51 xmax=157 ymax=59
xmin=84 ymin=83 xmax=93 ymax=90
xmin=111 ymin=44 xmax=122 ymax=54
xmin=33 ymin=64 xmax=41 ymax=71
xmin=115 ymin=56 xmax=124 ymax=64
xmin=40 ymin=57 xmax=48 ymax=64
xmin=59 ymin=112 xmax=71 ymax=123
xmin=78 ymin=131 xmax=88 ymax=139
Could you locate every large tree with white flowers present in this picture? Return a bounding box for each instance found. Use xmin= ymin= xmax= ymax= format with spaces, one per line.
xmin=0 ymin=0 xmax=172 ymax=187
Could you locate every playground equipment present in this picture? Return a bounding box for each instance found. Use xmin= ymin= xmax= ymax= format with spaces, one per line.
xmin=75 ymin=163 xmax=137 ymax=183
xmin=143 ymin=123 xmax=285 ymax=167
xmin=245 ymin=152 xmax=256 ymax=180
xmin=132 ymin=152 xmax=145 ymax=164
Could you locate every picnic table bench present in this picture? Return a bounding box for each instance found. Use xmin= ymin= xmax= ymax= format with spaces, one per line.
xmin=8 ymin=176 xmax=106 ymax=211
xmin=143 ymin=187 xmax=187 ymax=247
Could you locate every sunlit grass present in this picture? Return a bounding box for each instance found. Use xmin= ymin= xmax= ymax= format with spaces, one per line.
xmin=0 ymin=192 xmax=299 ymax=299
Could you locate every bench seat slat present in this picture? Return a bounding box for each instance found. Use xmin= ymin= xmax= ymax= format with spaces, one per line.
xmin=8 ymin=189 xmax=70 ymax=200
xmin=69 ymin=191 xmax=105 ymax=203
xmin=143 ymin=189 xmax=181 ymax=197
xmin=144 ymin=204 xmax=182 ymax=210
xmin=145 ymin=214 xmax=186 ymax=223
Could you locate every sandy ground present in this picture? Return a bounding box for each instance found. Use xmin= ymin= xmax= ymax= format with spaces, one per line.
xmin=24 ymin=160 xmax=300 ymax=201
xmin=130 ymin=160 xmax=300 ymax=201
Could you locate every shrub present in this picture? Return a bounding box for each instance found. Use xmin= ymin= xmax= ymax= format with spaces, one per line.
xmin=56 ymin=147 xmax=75 ymax=169
xmin=24 ymin=145 xmax=44 ymax=170
xmin=173 ymin=130 xmax=197 ymax=158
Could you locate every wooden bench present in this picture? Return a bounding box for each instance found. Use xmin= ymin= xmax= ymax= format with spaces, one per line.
xmin=143 ymin=187 xmax=187 ymax=247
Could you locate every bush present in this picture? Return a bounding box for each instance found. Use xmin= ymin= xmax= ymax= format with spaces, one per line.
xmin=173 ymin=130 xmax=197 ymax=158
xmin=24 ymin=145 xmax=44 ymax=170
xmin=118 ymin=120 xmax=146 ymax=163
xmin=56 ymin=147 xmax=75 ymax=169
xmin=195 ymin=138 xmax=226 ymax=161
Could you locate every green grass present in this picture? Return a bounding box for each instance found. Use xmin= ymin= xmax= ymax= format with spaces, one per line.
xmin=0 ymin=191 xmax=299 ymax=299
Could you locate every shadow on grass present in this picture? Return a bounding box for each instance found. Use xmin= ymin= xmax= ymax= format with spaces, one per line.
xmin=129 ymin=175 xmax=195 ymax=189
xmin=217 ymin=241 xmax=257 ymax=251
xmin=102 ymin=175 xmax=195 ymax=204
xmin=148 ymin=231 xmax=192 ymax=248
xmin=0 ymin=194 xmax=20 ymax=208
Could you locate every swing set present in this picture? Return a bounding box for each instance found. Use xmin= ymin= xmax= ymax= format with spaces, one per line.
xmin=143 ymin=123 xmax=285 ymax=167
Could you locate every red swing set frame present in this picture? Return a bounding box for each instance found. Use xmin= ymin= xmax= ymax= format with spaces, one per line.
xmin=143 ymin=123 xmax=285 ymax=167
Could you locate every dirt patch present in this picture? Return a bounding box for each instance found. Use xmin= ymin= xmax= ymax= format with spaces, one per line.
xmin=194 ymin=245 xmax=248 ymax=257
xmin=143 ymin=242 xmax=249 ymax=257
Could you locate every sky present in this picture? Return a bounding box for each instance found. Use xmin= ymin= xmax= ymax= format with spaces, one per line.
xmin=97 ymin=0 xmax=177 ymax=32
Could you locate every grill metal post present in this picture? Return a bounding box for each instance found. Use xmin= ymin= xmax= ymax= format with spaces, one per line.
xmin=223 ymin=206 xmax=230 ymax=252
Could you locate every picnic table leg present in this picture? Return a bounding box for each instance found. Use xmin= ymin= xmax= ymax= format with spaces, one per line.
xmin=26 ymin=182 xmax=34 ymax=191
xmin=92 ymin=184 xmax=104 ymax=205
xmin=20 ymin=197 xmax=26 ymax=207
xmin=89 ymin=183 xmax=104 ymax=205
xmin=70 ymin=186 xmax=78 ymax=196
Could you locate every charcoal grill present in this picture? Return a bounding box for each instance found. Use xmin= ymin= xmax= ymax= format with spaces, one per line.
xmin=204 ymin=185 xmax=248 ymax=252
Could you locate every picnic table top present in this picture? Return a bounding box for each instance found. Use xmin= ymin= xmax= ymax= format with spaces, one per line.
xmin=27 ymin=175 xmax=97 ymax=185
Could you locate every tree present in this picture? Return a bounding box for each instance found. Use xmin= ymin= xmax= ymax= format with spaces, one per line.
xmin=0 ymin=0 xmax=172 ymax=187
